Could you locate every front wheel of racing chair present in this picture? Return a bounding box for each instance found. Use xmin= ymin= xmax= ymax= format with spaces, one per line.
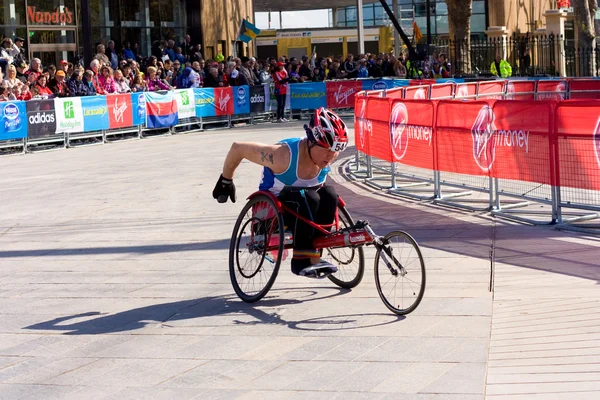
xmin=229 ymin=193 xmax=285 ymax=303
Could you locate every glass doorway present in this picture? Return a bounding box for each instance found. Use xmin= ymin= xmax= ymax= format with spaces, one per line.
xmin=28 ymin=28 xmax=78 ymax=66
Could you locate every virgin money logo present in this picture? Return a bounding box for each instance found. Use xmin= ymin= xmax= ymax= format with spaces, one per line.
xmin=390 ymin=103 xmax=409 ymax=160
xmin=456 ymin=85 xmax=469 ymax=98
xmin=112 ymin=98 xmax=127 ymax=123
xmin=471 ymin=105 xmax=496 ymax=172
xmin=356 ymin=98 xmax=368 ymax=149
xmin=413 ymin=88 xmax=427 ymax=99
xmin=594 ymin=118 xmax=600 ymax=167
xmin=334 ymin=84 xmax=355 ymax=105
xmin=218 ymin=93 xmax=231 ymax=112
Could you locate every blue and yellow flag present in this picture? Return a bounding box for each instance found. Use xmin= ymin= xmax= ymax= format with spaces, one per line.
xmin=238 ymin=19 xmax=260 ymax=43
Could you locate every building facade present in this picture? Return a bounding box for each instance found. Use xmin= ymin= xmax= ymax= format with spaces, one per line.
xmin=0 ymin=0 xmax=253 ymax=67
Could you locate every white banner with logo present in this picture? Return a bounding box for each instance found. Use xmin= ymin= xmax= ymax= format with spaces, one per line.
xmin=54 ymin=97 xmax=84 ymax=133
xmin=175 ymin=89 xmax=196 ymax=119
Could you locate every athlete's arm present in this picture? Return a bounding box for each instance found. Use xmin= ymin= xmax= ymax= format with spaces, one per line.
xmin=222 ymin=142 xmax=290 ymax=179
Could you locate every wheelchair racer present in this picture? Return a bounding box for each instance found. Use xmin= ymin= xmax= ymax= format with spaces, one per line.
xmin=213 ymin=107 xmax=349 ymax=278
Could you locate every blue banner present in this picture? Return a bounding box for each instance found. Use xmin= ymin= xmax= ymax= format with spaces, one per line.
xmin=0 ymin=101 xmax=27 ymax=141
xmin=361 ymin=79 xmax=395 ymax=91
xmin=233 ymin=85 xmax=250 ymax=115
xmin=81 ymin=96 xmax=109 ymax=132
xmin=194 ymin=88 xmax=216 ymax=117
xmin=290 ymin=82 xmax=326 ymax=110
xmin=436 ymin=78 xmax=465 ymax=84
xmin=392 ymin=79 xmax=410 ymax=87
xmin=131 ymin=92 xmax=146 ymax=126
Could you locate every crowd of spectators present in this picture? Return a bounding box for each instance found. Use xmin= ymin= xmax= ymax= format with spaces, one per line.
xmin=0 ymin=33 xmax=451 ymax=105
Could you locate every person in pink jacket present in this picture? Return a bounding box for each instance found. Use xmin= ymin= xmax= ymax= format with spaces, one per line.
xmin=145 ymin=66 xmax=170 ymax=91
xmin=98 ymin=65 xmax=118 ymax=94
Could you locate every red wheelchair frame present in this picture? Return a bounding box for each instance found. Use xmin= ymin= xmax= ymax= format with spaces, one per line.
xmin=247 ymin=190 xmax=373 ymax=251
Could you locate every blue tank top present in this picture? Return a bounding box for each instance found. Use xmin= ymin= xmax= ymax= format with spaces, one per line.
xmin=259 ymin=137 xmax=330 ymax=195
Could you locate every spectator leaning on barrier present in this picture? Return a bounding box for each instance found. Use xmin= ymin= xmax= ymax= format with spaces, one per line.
xmin=89 ymin=59 xmax=106 ymax=95
xmin=16 ymin=62 xmax=28 ymax=83
xmin=204 ymin=66 xmax=223 ymax=88
xmin=48 ymin=70 xmax=69 ymax=97
xmin=99 ymin=65 xmax=118 ymax=94
xmin=82 ymin=70 xmax=98 ymax=96
xmin=393 ymin=59 xmax=407 ymax=78
xmin=239 ymin=56 xmax=255 ymax=87
xmin=490 ymin=54 xmax=512 ymax=78
xmin=67 ymin=70 xmax=87 ymax=96
xmin=343 ymin=54 xmax=357 ymax=78
xmin=35 ymin=75 xmax=53 ymax=98
xmin=3 ymin=65 xmax=21 ymax=88
xmin=357 ymin=59 xmax=369 ymax=77
xmin=145 ymin=66 xmax=170 ymax=91
xmin=131 ymin=73 xmax=148 ymax=92
xmin=113 ymin=69 xmax=131 ymax=93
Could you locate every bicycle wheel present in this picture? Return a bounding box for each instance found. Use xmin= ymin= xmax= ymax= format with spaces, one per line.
xmin=374 ymin=231 xmax=425 ymax=315
xmin=325 ymin=206 xmax=365 ymax=289
xmin=229 ymin=194 xmax=284 ymax=303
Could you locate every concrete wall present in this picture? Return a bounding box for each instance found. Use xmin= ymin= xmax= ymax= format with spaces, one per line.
xmin=201 ymin=0 xmax=254 ymax=59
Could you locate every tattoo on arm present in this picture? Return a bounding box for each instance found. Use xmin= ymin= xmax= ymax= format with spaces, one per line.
xmin=261 ymin=151 xmax=274 ymax=164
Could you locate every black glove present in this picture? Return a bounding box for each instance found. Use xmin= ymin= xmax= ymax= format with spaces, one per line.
xmin=212 ymin=174 xmax=236 ymax=203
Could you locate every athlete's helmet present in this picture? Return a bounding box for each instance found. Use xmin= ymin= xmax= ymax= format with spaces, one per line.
xmin=305 ymin=107 xmax=349 ymax=152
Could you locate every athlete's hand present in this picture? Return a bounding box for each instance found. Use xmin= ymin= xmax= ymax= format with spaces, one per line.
xmin=212 ymin=174 xmax=236 ymax=203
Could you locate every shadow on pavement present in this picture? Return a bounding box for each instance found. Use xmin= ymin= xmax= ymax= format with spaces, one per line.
xmin=24 ymin=287 xmax=403 ymax=335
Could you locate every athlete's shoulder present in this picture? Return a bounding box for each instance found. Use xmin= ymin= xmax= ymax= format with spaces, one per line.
xmin=278 ymin=137 xmax=304 ymax=146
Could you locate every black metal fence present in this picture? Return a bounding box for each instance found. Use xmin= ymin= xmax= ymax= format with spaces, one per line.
xmin=428 ymin=35 xmax=599 ymax=77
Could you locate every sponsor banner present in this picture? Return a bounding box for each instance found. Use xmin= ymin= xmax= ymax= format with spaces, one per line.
xmin=194 ymin=88 xmax=216 ymax=117
xmin=233 ymin=85 xmax=250 ymax=115
xmin=290 ymin=82 xmax=326 ymax=110
xmin=365 ymin=96 xmax=392 ymax=162
xmin=404 ymin=85 xmax=429 ymax=99
xmin=478 ymin=80 xmax=505 ymax=100
xmin=249 ymin=85 xmax=267 ymax=113
xmin=354 ymin=95 xmax=370 ymax=153
xmin=436 ymin=78 xmax=464 ymax=84
xmin=326 ymin=80 xmax=363 ymax=109
xmin=81 ymin=96 xmax=109 ymax=132
xmin=536 ymin=80 xmax=567 ymax=101
xmin=26 ymin=99 xmax=58 ymax=140
xmin=455 ymin=83 xmax=477 ymax=99
xmin=555 ymin=101 xmax=600 ymax=191
xmin=505 ymin=81 xmax=536 ymax=100
xmin=436 ymin=100 xmax=496 ymax=176
xmin=0 ymin=101 xmax=27 ymax=141
xmin=492 ymin=101 xmax=555 ymax=184
xmin=430 ymin=83 xmax=454 ymax=99
xmin=389 ymin=100 xmax=435 ymax=170
xmin=55 ymin=97 xmax=84 ymax=133
xmin=107 ymin=94 xmax=133 ymax=129
xmin=175 ymin=89 xmax=196 ymax=119
xmin=131 ymin=92 xmax=147 ymax=126
xmin=568 ymin=79 xmax=600 ymax=99
xmin=214 ymin=87 xmax=234 ymax=116
xmin=362 ymin=79 xmax=394 ymax=91
xmin=392 ymin=79 xmax=410 ymax=88
xmin=145 ymin=91 xmax=179 ymax=128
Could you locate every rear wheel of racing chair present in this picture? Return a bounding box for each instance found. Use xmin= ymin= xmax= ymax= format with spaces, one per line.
xmin=323 ymin=205 xmax=365 ymax=289
xmin=229 ymin=194 xmax=285 ymax=303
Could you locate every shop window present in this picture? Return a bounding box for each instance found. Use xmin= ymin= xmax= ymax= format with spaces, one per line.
xmin=436 ymin=2 xmax=448 ymax=15
xmin=472 ymin=1 xmax=485 ymax=14
xmin=471 ymin=14 xmax=486 ymax=33
xmin=0 ymin=0 xmax=27 ymax=25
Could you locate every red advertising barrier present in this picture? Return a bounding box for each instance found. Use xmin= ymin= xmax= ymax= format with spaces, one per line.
xmin=536 ymin=80 xmax=567 ymax=101
xmin=385 ymin=87 xmax=405 ymax=99
xmin=568 ymin=79 xmax=600 ymax=99
xmin=409 ymin=79 xmax=436 ymax=86
xmin=555 ymin=101 xmax=600 ymax=191
xmin=430 ymin=83 xmax=454 ymax=100
xmin=505 ymin=80 xmax=536 ymax=100
xmin=107 ymin=93 xmax=134 ymax=129
xmin=354 ymin=95 xmax=370 ymax=154
xmin=326 ymin=80 xmax=363 ymax=109
xmin=478 ymin=81 xmax=505 ymax=99
xmin=492 ymin=101 xmax=556 ymax=185
xmin=365 ymin=96 xmax=392 ymax=162
xmin=389 ymin=99 xmax=436 ymax=170
xmin=405 ymin=85 xmax=429 ymax=100
xmin=436 ymin=100 xmax=496 ymax=176
xmin=455 ymin=82 xmax=478 ymax=99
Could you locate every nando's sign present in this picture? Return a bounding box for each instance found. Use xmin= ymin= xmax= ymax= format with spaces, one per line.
xmin=27 ymin=6 xmax=74 ymax=25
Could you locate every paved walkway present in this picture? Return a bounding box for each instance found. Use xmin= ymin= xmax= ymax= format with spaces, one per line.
xmin=0 ymin=121 xmax=598 ymax=399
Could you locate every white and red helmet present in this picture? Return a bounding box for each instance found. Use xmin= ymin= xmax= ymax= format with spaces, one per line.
xmin=305 ymin=107 xmax=349 ymax=152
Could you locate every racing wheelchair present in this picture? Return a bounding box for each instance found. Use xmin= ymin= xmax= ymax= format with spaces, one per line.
xmin=229 ymin=190 xmax=426 ymax=315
